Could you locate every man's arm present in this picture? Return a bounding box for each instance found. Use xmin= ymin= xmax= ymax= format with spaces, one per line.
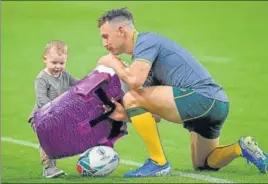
xmin=98 ymin=34 xmax=158 ymax=90
xmin=35 ymin=78 xmax=51 ymax=108
xmin=110 ymin=58 xmax=152 ymax=90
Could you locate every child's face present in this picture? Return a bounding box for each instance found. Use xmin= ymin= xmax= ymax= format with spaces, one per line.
xmin=43 ymin=50 xmax=67 ymax=77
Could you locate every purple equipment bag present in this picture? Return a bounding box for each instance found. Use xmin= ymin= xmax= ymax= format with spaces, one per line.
xmin=33 ymin=66 xmax=127 ymax=159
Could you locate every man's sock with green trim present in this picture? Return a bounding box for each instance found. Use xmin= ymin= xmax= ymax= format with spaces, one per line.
xmin=126 ymin=107 xmax=167 ymax=165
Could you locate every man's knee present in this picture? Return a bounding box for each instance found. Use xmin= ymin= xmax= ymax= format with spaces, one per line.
xmin=123 ymin=90 xmax=142 ymax=108
xmin=193 ymin=164 xmax=220 ymax=172
xmin=192 ymin=164 xmax=203 ymax=171
xmin=192 ymin=157 xmax=220 ymax=172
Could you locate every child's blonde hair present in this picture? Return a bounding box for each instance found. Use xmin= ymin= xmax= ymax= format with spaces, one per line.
xmin=44 ymin=40 xmax=68 ymax=56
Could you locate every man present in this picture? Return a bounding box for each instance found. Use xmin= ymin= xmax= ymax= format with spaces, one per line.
xmin=97 ymin=7 xmax=268 ymax=177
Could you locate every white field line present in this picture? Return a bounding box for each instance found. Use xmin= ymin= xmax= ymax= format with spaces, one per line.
xmin=1 ymin=137 xmax=235 ymax=183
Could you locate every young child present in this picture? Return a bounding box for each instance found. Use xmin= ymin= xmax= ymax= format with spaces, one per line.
xmin=28 ymin=40 xmax=78 ymax=178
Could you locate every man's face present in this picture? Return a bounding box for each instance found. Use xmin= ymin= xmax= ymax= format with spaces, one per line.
xmin=43 ymin=50 xmax=67 ymax=77
xmin=100 ymin=22 xmax=126 ymax=55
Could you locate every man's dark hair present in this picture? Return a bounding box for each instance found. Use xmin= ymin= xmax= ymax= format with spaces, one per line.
xmin=98 ymin=7 xmax=134 ymax=28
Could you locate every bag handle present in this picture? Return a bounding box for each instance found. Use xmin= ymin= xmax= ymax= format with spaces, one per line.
xmin=89 ymin=88 xmax=116 ymax=127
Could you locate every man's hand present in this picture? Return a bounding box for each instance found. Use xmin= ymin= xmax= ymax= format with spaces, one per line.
xmin=103 ymin=98 xmax=128 ymax=122
xmin=103 ymin=99 xmax=162 ymax=123
xmin=97 ymin=54 xmax=123 ymax=69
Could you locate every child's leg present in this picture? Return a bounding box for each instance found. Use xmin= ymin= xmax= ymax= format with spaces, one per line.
xmin=32 ymin=123 xmax=54 ymax=168
xmin=32 ymin=122 xmax=65 ymax=178
xmin=39 ymin=146 xmax=66 ymax=178
xmin=39 ymin=146 xmax=54 ymax=168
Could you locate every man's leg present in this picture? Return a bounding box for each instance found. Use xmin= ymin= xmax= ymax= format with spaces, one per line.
xmin=123 ymin=86 xmax=182 ymax=125
xmin=122 ymin=86 xmax=268 ymax=176
xmin=191 ymin=132 xmax=268 ymax=173
xmin=190 ymin=132 xmax=220 ymax=170
xmin=185 ymin=97 xmax=268 ymax=173
xmin=123 ymin=86 xmax=182 ymax=177
xmin=171 ymin=88 xmax=243 ymax=170
xmin=190 ymin=132 xmax=242 ymax=170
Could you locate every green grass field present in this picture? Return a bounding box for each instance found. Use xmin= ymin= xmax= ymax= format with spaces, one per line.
xmin=1 ymin=1 xmax=268 ymax=183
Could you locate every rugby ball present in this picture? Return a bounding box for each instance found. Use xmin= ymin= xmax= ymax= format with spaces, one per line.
xmin=77 ymin=146 xmax=119 ymax=177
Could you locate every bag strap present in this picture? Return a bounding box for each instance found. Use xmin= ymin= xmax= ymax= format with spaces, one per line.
xmin=89 ymin=88 xmax=116 ymax=127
